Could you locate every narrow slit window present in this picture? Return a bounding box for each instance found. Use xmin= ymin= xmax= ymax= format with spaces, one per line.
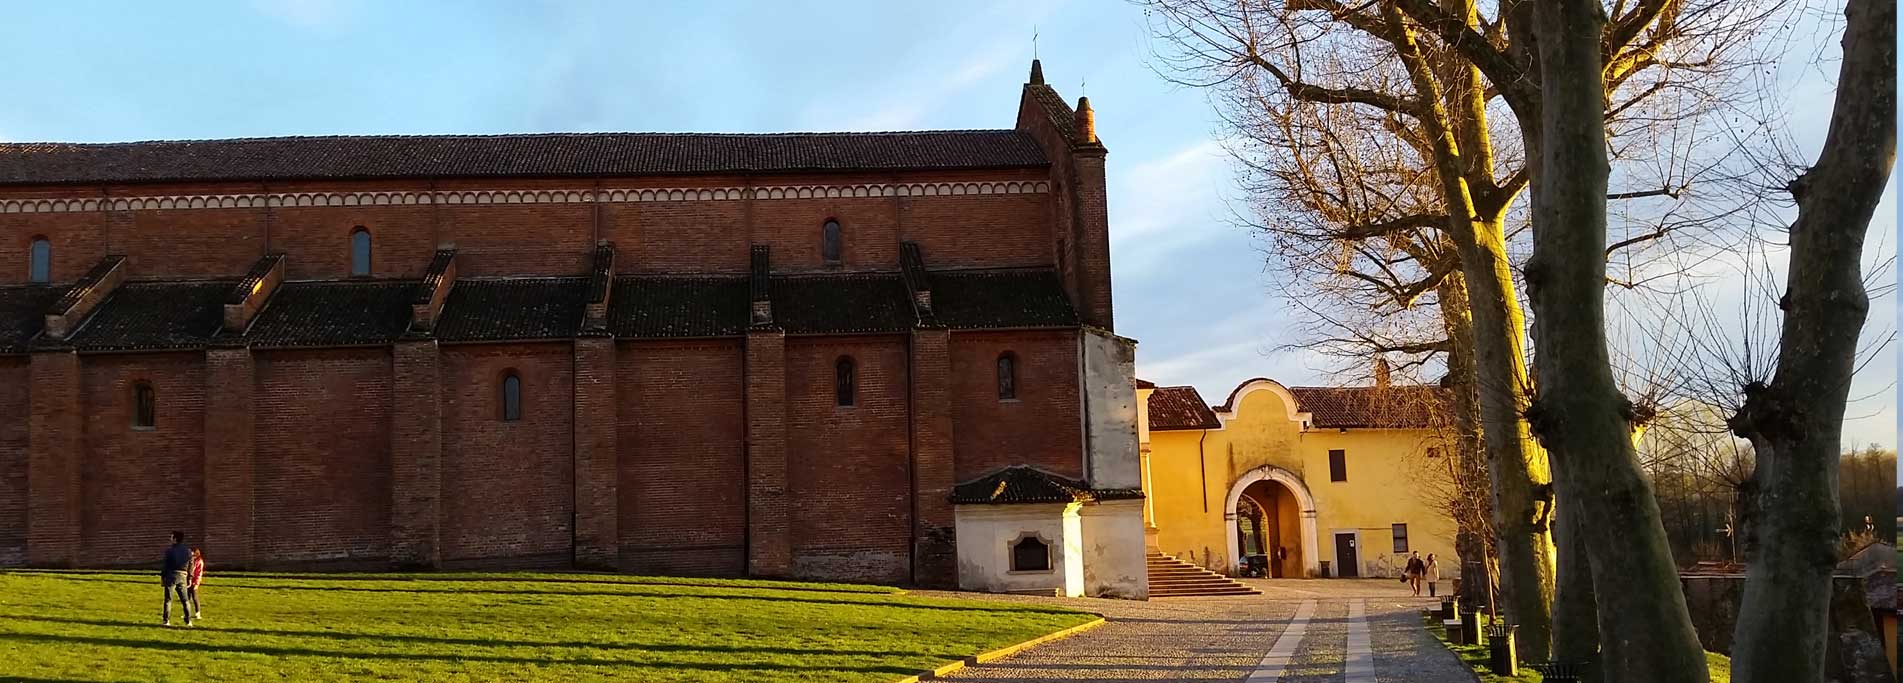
xmin=997 ymin=353 xmax=1017 ymax=400
xmin=502 ymin=372 xmax=522 ymax=421
xmin=28 ymin=237 xmax=50 ymax=283
xmin=835 ymin=356 xmax=855 ymax=407
xmin=821 ymin=219 xmax=842 ymax=263
xmin=350 ymin=227 xmax=372 ymax=276
xmin=132 ymin=382 xmax=156 ymax=429
xmin=1328 ymin=449 xmax=1347 ymax=482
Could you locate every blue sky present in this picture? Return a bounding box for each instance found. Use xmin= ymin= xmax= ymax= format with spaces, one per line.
xmin=2 ymin=0 xmax=1892 ymax=448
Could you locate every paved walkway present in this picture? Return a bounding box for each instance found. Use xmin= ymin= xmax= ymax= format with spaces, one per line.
xmin=917 ymin=579 xmax=1474 ymax=682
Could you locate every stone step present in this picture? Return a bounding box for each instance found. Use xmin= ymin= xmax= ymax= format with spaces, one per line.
xmin=1145 ymin=550 xmax=1259 ymax=598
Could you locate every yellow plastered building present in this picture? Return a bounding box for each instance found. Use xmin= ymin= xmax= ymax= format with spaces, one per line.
xmin=1136 ymin=376 xmax=1461 ymax=580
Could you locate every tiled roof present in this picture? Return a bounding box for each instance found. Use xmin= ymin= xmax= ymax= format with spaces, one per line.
xmin=1147 ymin=386 xmax=1221 ymax=431
xmin=0 ymin=285 xmax=62 ymax=353
xmin=771 ymin=274 xmax=915 ymax=334
xmin=1286 ymin=385 xmax=1451 ymax=429
xmin=1135 ymin=378 xmax=1157 ymax=389
xmin=245 ymin=280 xmax=417 ymax=348
xmin=226 ymin=254 xmax=284 ymax=305
xmin=435 ymin=278 xmax=588 ymax=342
xmin=609 ymin=276 xmax=750 ymax=338
xmin=1029 ymin=86 xmax=1080 ymax=143
xmin=949 ymin=466 xmax=1144 ymax=505
xmin=65 ymin=281 xmax=230 ymax=351
xmin=929 ymin=269 xmax=1078 ymax=329
xmin=0 ymin=131 xmax=1049 ymax=186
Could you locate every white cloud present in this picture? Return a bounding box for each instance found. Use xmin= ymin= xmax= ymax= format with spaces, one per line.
xmin=1108 ymin=140 xmax=1234 ymax=276
xmin=832 ymin=48 xmax=1018 ymax=131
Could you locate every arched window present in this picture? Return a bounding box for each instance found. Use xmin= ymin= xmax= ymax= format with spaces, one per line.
xmin=28 ymin=237 xmax=50 ymax=283
xmin=501 ymin=372 xmax=522 ymax=421
xmin=1010 ymin=535 xmax=1050 ymax=572
xmin=835 ymin=356 xmax=855 ymax=407
xmin=821 ymin=219 xmax=842 ymax=264
xmin=997 ymin=352 xmax=1018 ymax=400
xmin=132 ymin=382 xmax=156 ymax=429
xmin=350 ymin=227 xmax=372 ymax=277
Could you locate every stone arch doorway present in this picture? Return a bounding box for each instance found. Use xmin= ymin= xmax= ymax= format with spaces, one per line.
xmin=1223 ymin=466 xmax=1319 ymax=578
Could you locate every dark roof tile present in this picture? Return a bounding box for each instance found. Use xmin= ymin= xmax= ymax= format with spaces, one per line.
xmin=930 ymin=269 xmax=1078 ymax=329
xmin=1148 ymin=386 xmax=1222 ymax=431
xmin=0 ymin=285 xmax=62 ymax=353
xmin=1287 ymin=385 xmax=1451 ymax=429
xmin=246 ymin=280 xmax=416 ymax=347
xmin=609 ymin=277 xmax=750 ymax=339
xmin=0 ymin=131 xmax=1048 ymax=186
xmin=949 ymin=466 xmax=1144 ymax=505
xmin=436 ymin=278 xmax=587 ymax=342
xmin=66 ymin=281 xmax=229 ymax=351
xmin=772 ymin=274 xmax=914 ymax=334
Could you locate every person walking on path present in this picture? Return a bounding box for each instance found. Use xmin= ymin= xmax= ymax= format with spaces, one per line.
xmin=160 ymin=531 xmax=193 ymax=627
xmin=1424 ymin=554 xmax=1440 ymax=597
xmin=1403 ymin=551 xmax=1425 ymax=596
xmin=186 ymin=548 xmax=205 ymax=621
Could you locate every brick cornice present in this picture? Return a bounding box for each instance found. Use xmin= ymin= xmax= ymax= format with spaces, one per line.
xmin=0 ymin=181 xmax=1051 ymax=214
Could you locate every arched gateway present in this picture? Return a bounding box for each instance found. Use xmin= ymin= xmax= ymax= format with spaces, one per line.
xmin=1223 ymin=465 xmax=1320 ymax=578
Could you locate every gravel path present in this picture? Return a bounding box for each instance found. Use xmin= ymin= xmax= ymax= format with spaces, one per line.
xmin=915 ymin=579 xmax=1477 ymax=683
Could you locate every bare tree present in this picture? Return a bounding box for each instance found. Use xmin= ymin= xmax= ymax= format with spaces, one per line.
xmin=1722 ymin=0 xmax=1896 ymax=678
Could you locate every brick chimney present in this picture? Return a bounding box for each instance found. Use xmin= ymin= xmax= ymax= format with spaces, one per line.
xmin=1373 ymin=356 xmax=1391 ymax=389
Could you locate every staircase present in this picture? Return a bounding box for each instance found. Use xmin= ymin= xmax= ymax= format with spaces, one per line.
xmin=1147 ymin=551 xmax=1262 ymax=597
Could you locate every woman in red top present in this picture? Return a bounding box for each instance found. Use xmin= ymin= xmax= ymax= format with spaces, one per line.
xmin=186 ymin=549 xmax=205 ymax=620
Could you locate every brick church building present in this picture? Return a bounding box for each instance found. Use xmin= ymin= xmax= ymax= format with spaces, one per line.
xmin=0 ymin=61 xmax=1147 ymax=596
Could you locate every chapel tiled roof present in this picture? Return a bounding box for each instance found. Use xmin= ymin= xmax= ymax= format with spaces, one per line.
xmin=63 ymin=281 xmax=230 ymax=351
xmin=245 ymin=280 xmax=417 ymax=348
xmin=1286 ymin=385 xmax=1451 ymax=429
xmin=948 ymin=466 xmax=1145 ymax=506
xmin=1147 ymin=385 xmax=1222 ymax=431
xmin=0 ymin=131 xmax=1049 ymax=186
xmin=0 ymin=285 xmax=63 ymax=353
xmin=435 ymin=278 xmax=588 ymax=342
xmin=771 ymin=274 xmax=915 ymax=334
xmin=929 ymin=269 xmax=1078 ymax=329
xmin=1135 ymin=378 xmax=1157 ymax=389
xmin=608 ymin=276 xmax=750 ymax=339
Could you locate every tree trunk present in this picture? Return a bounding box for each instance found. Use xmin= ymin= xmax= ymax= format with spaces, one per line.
xmin=1438 ymin=272 xmax=1496 ymax=613
xmin=1729 ymin=0 xmax=1896 ymax=680
xmin=1525 ymin=1 xmax=1708 ymax=681
xmin=1382 ymin=3 xmax=1556 ymax=658
xmin=1551 ymin=493 xmax=1599 ymax=662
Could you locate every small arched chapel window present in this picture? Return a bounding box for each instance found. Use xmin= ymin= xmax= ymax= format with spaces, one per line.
xmin=132 ymin=381 xmax=156 ymax=429
xmin=997 ymin=352 xmax=1017 ymax=400
xmin=29 ymin=237 xmax=51 ymax=283
xmin=350 ymin=227 xmax=372 ymax=276
xmin=821 ymin=219 xmax=842 ymax=264
xmin=502 ymin=371 xmax=522 ymax=421
xmin=835 ymin=356 xmax=856 ymax=407
xmin=1011 ymin=535 xmax=1050 ymax=572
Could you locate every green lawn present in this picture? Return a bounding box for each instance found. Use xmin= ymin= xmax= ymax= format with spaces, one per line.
xmin=0 ymin=570 xmax=1096 ymax=683
xmin=1424 ymin=612 xmax=1731 ymax=682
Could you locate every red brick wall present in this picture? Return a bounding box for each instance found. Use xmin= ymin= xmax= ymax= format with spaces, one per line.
xmin=0 ymin=358 xmax=28 ymax=564
xmin=78 ymin=353 xmax=206 ymax=567
xmin=439 ymin=343 xmax=575 ymax=565
xmin=950 ymin=330 xmax=1083 ymax=480
xmin=618 ymin=340 xmax=747 ymax=575
xmin=253 ymin=348 xmax=393 ymax=566
xmin=1 ymin=213 xmax=107 ymax=283
xmin=901 ymin=195 xmax=1052 ymax=268
xmin=605 ymin=201 xmax=751 ymax=275
xmin=784 ymin=336 xmax=912 ymax=583
xmin=752 ymin=198 xmax=900 ymax=272
xmin=440 ymin=206 xmax=592 ymax=276
xmin=271 ymin=206 xmax=438 ymax=280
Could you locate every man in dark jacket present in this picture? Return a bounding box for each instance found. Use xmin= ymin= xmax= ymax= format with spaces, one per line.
xmin=160 ymin=531 xmax=193 ymax=627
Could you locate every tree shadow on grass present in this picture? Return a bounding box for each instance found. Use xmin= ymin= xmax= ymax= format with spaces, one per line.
xmin=5 ymin=573 xmax=1081 ymax=616
xmin=11 ymin=615 xmax=959 ymax=659
xmin=0 ymin=632 xmax=927 ymax=675
xmin=6 ymin=570 xmax=891 ymax=596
